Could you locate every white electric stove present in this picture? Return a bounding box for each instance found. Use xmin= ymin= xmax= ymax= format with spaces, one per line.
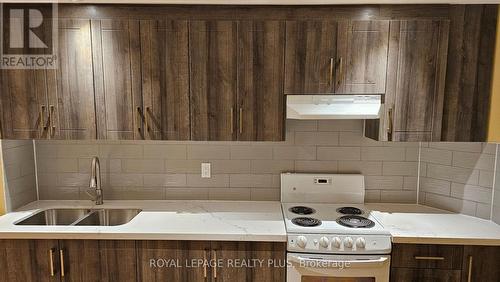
xmin=281 ymin=173 xmax=392 ymax=282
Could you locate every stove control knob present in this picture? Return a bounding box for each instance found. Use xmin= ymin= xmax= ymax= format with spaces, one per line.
xmin=344 ymin=237 xmax=353 ymax=248
xmin=319 ymin=237 xmax=329 ymax=248
xmin=356 ymin=237 xmax=366 ymax=249
xmin=297 ymin=236 xmax=308 ymax=248
xmin=332 ymin=237 xmax=342 ymax=248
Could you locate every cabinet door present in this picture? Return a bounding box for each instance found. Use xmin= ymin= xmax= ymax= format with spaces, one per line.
xmin=390 ymin=268 xmax=461 ymax=282
xmin=137 ymin=240 xmax=210 ymax=282
xmin=0 ymin=239 xmax=60 ymax=282
xmin=59 ymin=240 xmax=100 ymax=282
xmin=47 ymin=19 xmax=96 ymax=140
xmin=91 ymin=19 xmax=142 ymax=140
xmin=336 ymin=20 xmax=390 ymax=94
xmin=462 ymin=246 xmax=500 ymax=282
xmin=0 ymin=69 xmax=49 ymax=139
xmin=237 ymin=20 xmax=285 ymax=141
xmin=189 ymin=21 xmax=238 ymax=141
xmin=140 ymin=20 xmax=190 ymax=140
xmin=384 ymin=20 xmax=449 ymax=141
xmin=211 ymin=241 xmax=285 ymax=282
xmin=98 ymin=240 xmax=137 ymax=282
xmin=284 ymin=21 xmax=337 ymax=94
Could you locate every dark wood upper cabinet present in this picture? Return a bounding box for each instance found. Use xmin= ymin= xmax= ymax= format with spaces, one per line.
xmin=336 ymin=20 xmax=390 ymax=94
xmin=140 ymin=20 xmax=191 ymax=140
xmin=91 ymin=19 xmax=142 ymax=140
xmin=366 ymin=20 xmax=449 ymax=142
xmin=189 ymin=20 xmax=238 ymax=141
xmin=284 ymin=20 xmax=337 ymax=94
xmin=237 ymin=21 xmax=285 ymax=141
xmin=47 ymin=19 xmax=97 ymax=140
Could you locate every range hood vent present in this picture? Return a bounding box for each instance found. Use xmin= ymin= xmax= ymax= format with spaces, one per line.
xmin=286 ymin=95 xmax=382 ymax=120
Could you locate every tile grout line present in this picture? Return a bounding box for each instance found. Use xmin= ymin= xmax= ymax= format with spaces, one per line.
xmin=489 ymin=143 xmax=498 ymax=221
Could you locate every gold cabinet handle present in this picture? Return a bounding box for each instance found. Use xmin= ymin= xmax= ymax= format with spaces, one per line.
xmin=49 ymin=105 xmax=55 ymax=138
xmin=230 ymin=107 xmax=234 ymax=134
xmin=336 ymin=57 xmax=343 ymax=88
xmin=329 ymin=57 xmax=335 ymax=87
xmin=145 ymin=107 xmax=151 ymax=133
xmin=136 ymin=107 xmax=142 ymax=133
xmin=203 ymin=249 xmax=208 ymax=279
xmin=48 ymin=248 xmax=55 ymax=276
xmin=467 ymin=256 xmax=473 ymax=282
xmin=59 ymin=249 xmax=65 ymax=277
xmin=387 ymin=106 xmax=394 ymax=141
xmin=414 ymin=256 xmax=445 ymax=261
xmin=239 ymin=107 xmax=243 ymax=134
xmin=40 ymin=105 xmax=47 ymax=130
xmin=212 ymin=249 xmax=217 ymax=279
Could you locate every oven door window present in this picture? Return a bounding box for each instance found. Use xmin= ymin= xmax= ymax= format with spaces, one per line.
xmin=302 ymin=277 xmax=375 ymax=282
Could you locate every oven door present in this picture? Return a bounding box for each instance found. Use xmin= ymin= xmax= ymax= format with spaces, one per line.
xmin=287 ymin=253 xmax=390 ymax=282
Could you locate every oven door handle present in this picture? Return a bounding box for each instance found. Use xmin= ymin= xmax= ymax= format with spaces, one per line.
xmin=288 ymin=254 xmax=389 ymax=268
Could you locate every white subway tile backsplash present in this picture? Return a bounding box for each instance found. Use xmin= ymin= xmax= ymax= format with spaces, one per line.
xmin=338 ymin=161 xmax=382 ymax=175
xmin=295 ymin=132 xmax=339 ymax=146
xmin=187 ymin=145 xmax=230 ymax=160
xmin=273 ymin=146 xmax=316 ymax=160
xmin=361 ymin=147 xmax=406 ymax=161
xmin=230 ymin=146 xmax=273 ymax=160
xmin=295 ymin=161 xmax=338 ymax=173
xmin=317 ymin=147 xmax=361 ymax=161
xmin=382 ymin=162 xmax=418 ymax=176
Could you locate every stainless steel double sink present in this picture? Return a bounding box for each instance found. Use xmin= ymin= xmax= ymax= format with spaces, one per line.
xmin=15 ymin=208 xmax=142 ymax=226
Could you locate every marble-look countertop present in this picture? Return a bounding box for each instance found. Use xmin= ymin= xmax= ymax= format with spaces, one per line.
xmin=368 ymin=204 xmax=500 ymax=246
xmin=0 ymin=200 xmax=287 ymax=242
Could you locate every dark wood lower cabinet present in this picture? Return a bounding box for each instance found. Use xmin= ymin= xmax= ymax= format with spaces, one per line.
xmin=391 ymin=244 xmax=500 ymax=282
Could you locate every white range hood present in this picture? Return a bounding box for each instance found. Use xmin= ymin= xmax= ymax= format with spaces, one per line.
xmin=286 ymin=95 xmax=382 ymax=120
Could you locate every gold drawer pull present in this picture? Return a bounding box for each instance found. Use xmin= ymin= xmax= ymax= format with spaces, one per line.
xmin=414 ymin=256 xmax=445 ymax=261
xmin=467 ymin=256 xmax=473 ymax=282
xmin=60 ymin=249 xmax=65 ymax=277
xmin=48 ymin=248 xmax=55 ymax=276
xmin=212 ymin=249 xmax=217 ymax=279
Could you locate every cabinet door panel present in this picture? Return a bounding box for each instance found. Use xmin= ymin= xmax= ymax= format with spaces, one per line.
xmin=391 ymin=268 xmax=461 ymax=282
xmin=211 ymin=241 xmax=286 ymax=282
xmin=137 ymin=240 xmax=209 ymax=282
xmin=462 ymin=246 xmax=500 ymax=282
xmin=92 ymin=19 xmax=142 ymax=140
xmin=238 ymin=20 xmax=285 ymax=141
xmin=0 ymin=239 xmax=60 ymax=282
xmin=99 ymin=240 xmax=137 ymax=282
xmin=0 ymin=69 xmax=49 ymax=139
xmin=59 ymin=240 xmax=101 ymax=282
xmin=385 ymin=20 xmax=449 ymax=141
xmin=140 ymin=20 xmax=190 ymax=140
xmin=190 ymin=21 xmax=238 ymax=141
xmin=336 ymin=20 xmax=390 ymax=94
xmin=48 ymin=19 xmax=96 ymax=140
xmin=284 ymin=21 xmax=337 ymax=94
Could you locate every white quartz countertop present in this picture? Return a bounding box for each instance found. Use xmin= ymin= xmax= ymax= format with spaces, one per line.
xmin=367 ymin=204 xmax=500 ymax=246
xmin=0 ymin=200 xmax=287 ymax=242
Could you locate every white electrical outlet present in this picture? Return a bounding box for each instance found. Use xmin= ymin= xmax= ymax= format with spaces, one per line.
xmin=201 ymin=162 xmax=211 ymax=178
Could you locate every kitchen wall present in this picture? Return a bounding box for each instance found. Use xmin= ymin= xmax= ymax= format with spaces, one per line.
xmin=419 ymin=142 xmax=497 ymax=219
xmin=33 ymin=120 xmax=419 ymax=203
xmin=493 ymin=147 xmax=500 ymax=224
xmin=0 ymin=140 xmax=37 ymax=211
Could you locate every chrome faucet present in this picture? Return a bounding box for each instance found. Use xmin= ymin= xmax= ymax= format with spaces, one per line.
xmin=87 ymin=156 xmax=103 ymax=205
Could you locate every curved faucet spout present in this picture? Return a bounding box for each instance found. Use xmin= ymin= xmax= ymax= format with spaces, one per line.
xmin=88 ymin=156 xmax=103 ymax=205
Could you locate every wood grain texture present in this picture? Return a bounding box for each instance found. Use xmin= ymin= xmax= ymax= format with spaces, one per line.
xmin=284 ymin=20 xmax=337 ymax=94
xmin=98 ymin=240 xmax=137 ymax=282
xmin=384 ymin=20 xmax=449 ymax=142
xmin=0 ymin=239 xmax=60 ymax=282
xmin=391 ymin=244 xmax=463 ymax=270
xmin=47 ymin=19 xmax=97 ymax=140
xmin=441 ymin=5 xmax=498 ymax=142
xmin=189 ymin=20 xmax=238 ymax=141
xmin=461 ymin=246 xmax=500 ymax=282
xmin=390 ymin=268 xmax=461 ymax=282
xmin=237 ymin=20 xmax=285 ymax=141
xmin=336 ymin=20 xmax=390 ymax=94
xmin=136 ymin=240 xmax=210 ymax=282
xmin=140 ymin=20 xmax=191 ymax=140
xmin=211 ymin=241 xmax=286 ymax=282
xmin=92 ymin=19 xmax=142 ymax=140
xmin=59 ymin=240 xmax=101 ymax=282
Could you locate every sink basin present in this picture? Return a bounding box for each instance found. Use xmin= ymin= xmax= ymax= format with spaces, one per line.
xmin=75 ymin=209 xmax=141 ymax=226
xmin=15 ymin=209 xmax=91 ymax=226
